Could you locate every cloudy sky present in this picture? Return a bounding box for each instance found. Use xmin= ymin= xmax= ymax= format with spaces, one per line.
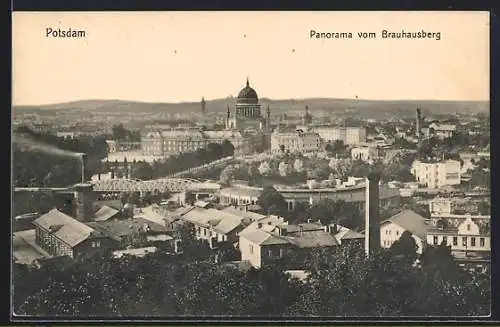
xmin=13 ymin=11 xmax=489 ymax=105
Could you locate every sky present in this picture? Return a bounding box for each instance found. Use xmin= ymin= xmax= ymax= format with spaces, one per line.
xmin=12 ymin=11 xmax=489 ymax=105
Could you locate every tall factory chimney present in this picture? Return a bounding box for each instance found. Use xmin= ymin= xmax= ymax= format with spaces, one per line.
xmin=365 ymin=171 xmax=381 ymax=257
xmin=80 ymin=153 xmax=88 ymax=183
xmin=416 ymin=108 xmax=421 ymax=144
xmin=74 ymin=183 xmax=95 ymax=222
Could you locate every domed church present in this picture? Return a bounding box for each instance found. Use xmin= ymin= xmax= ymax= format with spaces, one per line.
xmin=225 ymin=78 xmax=271 ymax=132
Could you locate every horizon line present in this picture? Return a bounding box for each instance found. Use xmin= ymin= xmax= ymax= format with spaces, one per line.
xmin=13 ymin=97 xmax=490 ymax=108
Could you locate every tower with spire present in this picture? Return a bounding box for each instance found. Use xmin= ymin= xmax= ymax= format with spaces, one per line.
xmin=201 ymin=97 xmax=206 ymax=114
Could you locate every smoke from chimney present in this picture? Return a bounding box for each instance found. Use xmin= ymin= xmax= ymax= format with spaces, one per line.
xmin=365 ymin=172 xmax=381 ymax=257
xmin=15 ymin=134 xmax=82 ymax=159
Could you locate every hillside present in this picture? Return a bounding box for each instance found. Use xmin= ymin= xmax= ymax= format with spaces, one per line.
xmin=13 ymin=98 xmax=489 ymax=118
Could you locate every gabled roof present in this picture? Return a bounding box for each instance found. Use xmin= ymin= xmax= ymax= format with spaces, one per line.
xmin=284 ymin=222 xmax=324 ymax=234
xmin=334 ymin=225 xmax=365 ymax=241
xmin=221 ymin=206 xmax=266 ymax=221
xmin=239 ymin=228 xmax=290 ymax=246
xmin=34 ymin=209 xmax=97 ymax=247
xmin=381 ymin=209 xmax=428 ymax=240
xmin=86 ymin=217 xmax=167 ymax=240
xmin=94 ymin=199 xmax=123 ymax=211
xmin=94 ymin=205 xmax=120 ymax=222
xmin=288 ymin=230 xmax=339 ymax=248
xmin=180 ymin=208 xmax=249 ymax=235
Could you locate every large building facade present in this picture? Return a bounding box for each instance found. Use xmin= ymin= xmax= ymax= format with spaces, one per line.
xmin=312 ymin=126 xmax=367 ymax=145
xmin=225 ymin=78 xmax=270 ymax=132
xmin=141 ymin=129 xmax=246 ymax=156
xmin=142 ymin=79 xmax=271 ymax=156
xmin=270 ymin=129 xmax=322 ymax=154
xmin=411 ymin=159 xmax=461 ymax=189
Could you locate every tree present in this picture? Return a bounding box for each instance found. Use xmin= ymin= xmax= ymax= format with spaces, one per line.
xmin=207 ymin=143 xmax=223 ymax=160
xmin=258 ymin=161 xmax=272 ymax=176
xmin=131 ymin=161 xmax=154 ymax=180
xmin=278 ymin=161 xmax=291 ymax=177
xmin=119 ymin=192 xmax=128 ymax=205
xmin=328 ymin=158 xmax=351 ymax=181
xmin=219 ymin=165 xmax=236 ymax=186
xmin=389 ymin=231 xmax=418 ymax=263
xmin=220 ymin=139 xmax=235 ymax=156
xmin=305 ymin=199 xmax=363 ymax=229
xmin=293 ymin=158 xmax=305 ymax=172
xmin=111 ymin=123 xmax=129 ymax=141
xmin=257 ymin=186 xmax=288 ymax=214
xmin=214 ymin=242 xmax=241 ymax=263
xmin=325 ymin=140 xmax=348 ymax=157
xmin=477 ymin=201 xmax=490 ymax=215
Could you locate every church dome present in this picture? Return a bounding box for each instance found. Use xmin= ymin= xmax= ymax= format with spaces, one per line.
xmin=237 ymin=78 xmax=259 ymax=104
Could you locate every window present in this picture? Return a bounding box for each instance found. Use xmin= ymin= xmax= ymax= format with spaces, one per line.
xmin=433 ymin=236 xmax=438 ymax=245
xmin=480 ymin=238 xmax=485 ymax=247
xmin=471 ymin=237 xmax=476 ymax=247
xmin=203 ymin=229 xmax=207 ymax=236
xmin=249 ymin=245 xmax=254 ymax=254
xmin=462 ymin=237 xmax=467 ymax=246
xmin=467 ymin=224 xmax=471 ymax=231
xmin=267 ymin=249 xmax=273 ymax=258
xmin=442 ymin=236 xmax=447 ymax=245
xmin=389 ymin=230 xmax=392 ymax=236
xmin=279 ymin=249 xmax=285 ymax=258
xmin=91 ymin=241 xmax=96 ymax=248
xmin=396 ymin=231 xmax=399 ymax=236
xmin=453 ymin=237 xmax=458 ymax=246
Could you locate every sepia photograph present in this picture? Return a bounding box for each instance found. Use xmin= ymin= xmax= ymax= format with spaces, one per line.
xmin=11 ymin=11 xmax=490 ymax=319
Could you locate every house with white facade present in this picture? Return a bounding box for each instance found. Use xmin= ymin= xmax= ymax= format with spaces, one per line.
xmin=351 ymin=146 xmax=379 ymax=163
xmin=411 ymin=159 xmax=461 ymax=189
xmin=380 ymin=210 xmax=428 ymax=254
xmin=238 ymin=218 xmax=339 ymax=268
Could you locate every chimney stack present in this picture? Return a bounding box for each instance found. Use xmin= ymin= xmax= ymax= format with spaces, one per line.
xmin=416 ymin=108 xmax=421 ymax=146
xmin=74 ymin=183 xmax=95 ymax=222
xmin=365 ymin=171 xmax=381 ymax=257
xmin=80 ymin=153 xmax=88 ymax=183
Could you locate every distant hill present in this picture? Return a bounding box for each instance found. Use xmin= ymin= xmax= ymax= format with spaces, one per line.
xmin=13 ymin=98 xmax=489 ymax=119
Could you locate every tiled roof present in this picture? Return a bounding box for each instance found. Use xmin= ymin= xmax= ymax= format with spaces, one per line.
xmin=180 ymin=208 xmax=250 ymax=235
xmin=334 ymin=225 xmax=365 ymax=241
xmin=86 ymin=217 xmax=167 ymax=240
xmin=284 ymin=222 xmax=324 ymax=233
xmin=94 ymin=205 xmax=120 ymax=222
xmin=94 ymin=200 xmax=123 ymax=211
xmin=34 ymin=209 xmax=96 ymax=247
xmin=287 ymin=230 xmax=339 ymax=248
xmin=381 ymin=210 xmax=428 ymax=240
xmin=221 ymin=206 xmax=266 ymax=221
xmin=239 ymin=228 xmax=290 ymax=246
